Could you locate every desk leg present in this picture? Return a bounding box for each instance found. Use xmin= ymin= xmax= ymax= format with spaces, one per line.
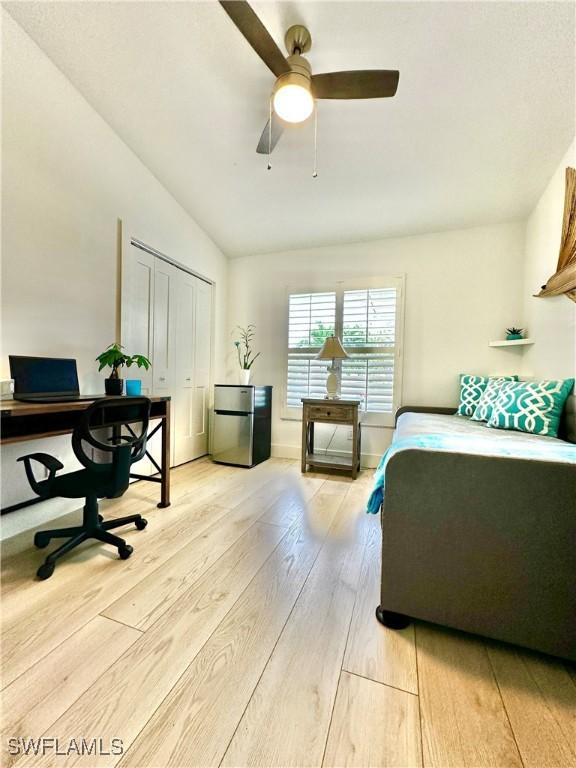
xmin=158 ymin=401 xmax=171 ymax=508
xmin=352 ymin=419 xmax=359 ymax=480
xmin=301 ymin=415 xmax=308 ymax=473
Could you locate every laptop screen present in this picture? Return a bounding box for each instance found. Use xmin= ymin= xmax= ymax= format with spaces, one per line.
xmin=9 ymin=356 xmax=80 ymax=396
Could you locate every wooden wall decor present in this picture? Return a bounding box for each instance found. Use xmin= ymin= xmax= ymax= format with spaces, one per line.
xmin=536 ymin=166 xmax=576 ymax=303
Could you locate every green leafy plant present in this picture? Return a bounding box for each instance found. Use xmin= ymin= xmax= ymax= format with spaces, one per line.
xmin=233 ymin=325 xmax=261 ymax=370
xmin=96 ymin=343 xmax=151 ymax=379
xmin=506 ymin=327 xmax=524 ymax=336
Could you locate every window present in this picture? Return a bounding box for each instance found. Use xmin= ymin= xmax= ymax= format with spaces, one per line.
xmin=286 ymin=292 xmax=335 ymax=407
xmin=285 ymin=277 xmax=404 ymax=425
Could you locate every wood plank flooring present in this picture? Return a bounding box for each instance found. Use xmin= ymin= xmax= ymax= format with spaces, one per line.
xmin=1 ymin=458 xmax=575 ymax=768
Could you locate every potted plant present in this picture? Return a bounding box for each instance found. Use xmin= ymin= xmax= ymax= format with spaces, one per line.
xmin=96 ymin=343 xmax=151 ymax=395
xmin=506 ymin=327 xmax=524 ymax=341
xmin=233 ymin=325 xmax=260 ymax=385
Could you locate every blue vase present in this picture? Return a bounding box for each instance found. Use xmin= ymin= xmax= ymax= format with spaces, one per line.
xmin=126 ymin=379 xmax=142 ymax=396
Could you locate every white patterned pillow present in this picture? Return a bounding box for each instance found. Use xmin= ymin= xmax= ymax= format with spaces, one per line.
xmin=471 ymin=376 xmax=519 ymax=423
xmin=488 ymin=378 xmax=575 ymax=437
xmin=457 ymin=374 xmax=488 ymax=417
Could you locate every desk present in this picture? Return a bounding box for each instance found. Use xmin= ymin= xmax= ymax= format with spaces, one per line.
xmin=301 ymin=398 xmax=361 ymax=479
xmin=1 ymin=396 xmax=171 ymax=511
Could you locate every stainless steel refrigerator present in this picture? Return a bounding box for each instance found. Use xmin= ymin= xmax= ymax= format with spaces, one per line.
xmin=212 ymin=385 xmax=272 ymax=468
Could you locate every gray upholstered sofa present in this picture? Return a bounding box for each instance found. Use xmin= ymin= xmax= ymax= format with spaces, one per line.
xmin=376 ymin=397 xmax=576 ymax=661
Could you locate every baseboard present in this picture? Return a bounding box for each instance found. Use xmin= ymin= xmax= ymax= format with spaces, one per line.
xmin=271 ymin=443 xmax=380 ymax=469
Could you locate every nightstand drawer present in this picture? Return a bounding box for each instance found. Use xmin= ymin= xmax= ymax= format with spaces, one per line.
xmin=308 ymin=405 xmax=354 ymax=422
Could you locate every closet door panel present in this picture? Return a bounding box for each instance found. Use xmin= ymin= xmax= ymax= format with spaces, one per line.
xmin=124 ymin=245 xmax=154 ymax=395
xmin=176 ymin=276 xmax=195 ymax=382
xmin=192 ymin=279 xmax=212 ymax=458
xmin=122 ymin=245 xmax=154 ymax=475
xmin=152 ymin=262 xmax=175 ymax=398
xmin=173 ymin=271 xmax=197 ymax=466
xmin=150 ymin=260 xmax=177 ymax=468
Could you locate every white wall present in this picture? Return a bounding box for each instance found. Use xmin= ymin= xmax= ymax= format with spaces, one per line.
xmin=227 ymin=221 xmax=526 ymax=465
xmin=1 ymin=13 xmax=228 ymax=536
xmin=522 ymin=139 xmax=576 ymax=380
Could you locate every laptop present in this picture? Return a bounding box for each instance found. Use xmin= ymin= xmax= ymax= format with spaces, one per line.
xmin=9 ymin=355 xmax=96 ymax=403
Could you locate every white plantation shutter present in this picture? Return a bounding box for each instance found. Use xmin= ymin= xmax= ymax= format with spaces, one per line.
xmin=341 ymin=288 xmax=397 ymax=414
xmin=286 ymin=354 xmax=331 ymax=406
xmin=285 ymin=280 xmax=403 ymax=422
xmin=287 ymin=292 xmax=336 ymax=405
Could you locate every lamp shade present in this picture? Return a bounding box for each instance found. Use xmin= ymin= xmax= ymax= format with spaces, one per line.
xmin=316 ymin=335 xmax=349 ymax=360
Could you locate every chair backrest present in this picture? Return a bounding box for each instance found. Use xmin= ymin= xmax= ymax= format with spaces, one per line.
xmin=72 ymin=397 xmax=151 ymax=496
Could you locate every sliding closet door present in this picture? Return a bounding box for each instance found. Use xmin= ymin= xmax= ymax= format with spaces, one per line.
xmin=123 ymin=245 xmax=154 ymax=395
xmin=152 ymin=260 xmax=176 ymax=401
xmin=172 ymin=270 xmax=197 ymax=465
xmin=121 ymin=244 xmax=155 ymax=474
xmin=192 ymin=278 xmax=212 ymax=458
xmin=148 ymin=260 xmax=176 ymax=469
xmin=172 ymin=273 xmax=212 ymax=463
xmin=122 ymin=239 xmax=213 ymax=468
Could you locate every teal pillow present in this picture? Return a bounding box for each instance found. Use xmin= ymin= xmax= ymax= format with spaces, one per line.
xmin=471 ymin=375 xmax=519 ymax=423
xmin=458 ymin=374 xmax=488 ymax=417
xmin=488 ymin=378 xmax=575 ymax=437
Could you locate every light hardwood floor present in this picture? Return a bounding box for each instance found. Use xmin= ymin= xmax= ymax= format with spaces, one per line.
xmin=1 ymin=458 xmax=575 ymax=768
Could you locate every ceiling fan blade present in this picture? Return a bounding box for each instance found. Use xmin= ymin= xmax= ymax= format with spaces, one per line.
xmin=219 ymin=1 xmax=291 ymax=78
xmin=256 ymin=115 xmax=285 ymax=154
xmin=311 ymin=70 xmax=400 ymax=99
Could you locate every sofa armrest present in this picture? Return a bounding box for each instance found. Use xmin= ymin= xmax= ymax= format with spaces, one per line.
xmin=395 ymin=405 xmax=457 ymax=425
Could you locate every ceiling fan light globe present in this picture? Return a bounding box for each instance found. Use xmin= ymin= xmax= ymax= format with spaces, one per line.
xmin=273 ymin=84 xmax=314 ymax=123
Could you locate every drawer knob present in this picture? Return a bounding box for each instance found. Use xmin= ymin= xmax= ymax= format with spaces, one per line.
xmin=327 ymin=411 xmax=331 ymax=416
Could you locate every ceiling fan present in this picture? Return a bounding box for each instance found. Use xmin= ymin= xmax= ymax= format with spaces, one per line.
xmin=219 ymin=0 xmax=400 ymax=155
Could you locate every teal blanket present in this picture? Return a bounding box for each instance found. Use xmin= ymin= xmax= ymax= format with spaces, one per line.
xmin=367 ymin=430 xmax=576 ymax=514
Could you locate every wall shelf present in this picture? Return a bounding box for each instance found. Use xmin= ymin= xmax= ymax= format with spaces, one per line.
xmin=489 ymin=338 xmax=534 ymax=348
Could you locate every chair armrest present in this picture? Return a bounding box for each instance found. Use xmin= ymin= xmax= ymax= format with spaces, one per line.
xmin=395 ymin=405 xmax=457 ymax=425
xmin=18 ymin=453 xmax=64 ymax=472
xmin=17 ymin=453 xmax=64 ymax=496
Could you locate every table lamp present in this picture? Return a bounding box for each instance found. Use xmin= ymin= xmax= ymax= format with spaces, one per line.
xmin=316 ymin=335 xmax=349 ymax=399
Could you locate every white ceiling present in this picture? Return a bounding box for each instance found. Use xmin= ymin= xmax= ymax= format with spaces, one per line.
xmin=5 ymin=1 xmax=575 ymax=257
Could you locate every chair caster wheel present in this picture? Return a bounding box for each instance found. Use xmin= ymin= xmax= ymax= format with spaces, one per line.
xmin=135 ymin=518 xmax=148 ymax=531
xmin=37 ymin=562 xmax=55 ymax=580
xmin=34 ymin=533 xmax=50 ymax=549
xmin=119 ymin=545 xmax=133 ymax=560
xmin=98 ymin=514 xmax=104 ymax=523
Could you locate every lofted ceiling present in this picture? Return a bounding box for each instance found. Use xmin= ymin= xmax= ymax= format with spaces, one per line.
xmin=5 ymin=1 xmax=575 ymax=257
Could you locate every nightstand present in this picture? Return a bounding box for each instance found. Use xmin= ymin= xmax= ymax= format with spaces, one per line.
xmin=301 ymin=398 xmax=361 ymax=479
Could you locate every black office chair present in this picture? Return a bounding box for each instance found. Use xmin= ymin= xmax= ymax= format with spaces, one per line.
xmin=18 ymin=397 xmax=152 ymax=580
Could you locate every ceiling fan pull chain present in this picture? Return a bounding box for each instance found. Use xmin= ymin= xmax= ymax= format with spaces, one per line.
xmin=313 ymin=103 xmax=318 ymax=178
xmin=267 ymin=97 xmax=273 ymax=170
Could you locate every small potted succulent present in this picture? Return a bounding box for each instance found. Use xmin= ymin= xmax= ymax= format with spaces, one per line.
xmin=96 ymin=343 xmax=151 ymax=396
xmin=506 ymin=327 xmax=524 ymax=341
xmin=233 ymin=325 xmax=260 ymax=385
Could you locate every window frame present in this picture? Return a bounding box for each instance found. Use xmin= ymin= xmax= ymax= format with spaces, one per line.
xmin=282 ymin=275 xmax=405 ymax=427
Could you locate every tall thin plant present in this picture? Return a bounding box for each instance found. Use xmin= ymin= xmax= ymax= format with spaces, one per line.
xmin=234 ymin=325 xmax=261 ymax=370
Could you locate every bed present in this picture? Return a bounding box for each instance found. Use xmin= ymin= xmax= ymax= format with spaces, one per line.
xmin=371 ymin=398 xmax=576 ymax=661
